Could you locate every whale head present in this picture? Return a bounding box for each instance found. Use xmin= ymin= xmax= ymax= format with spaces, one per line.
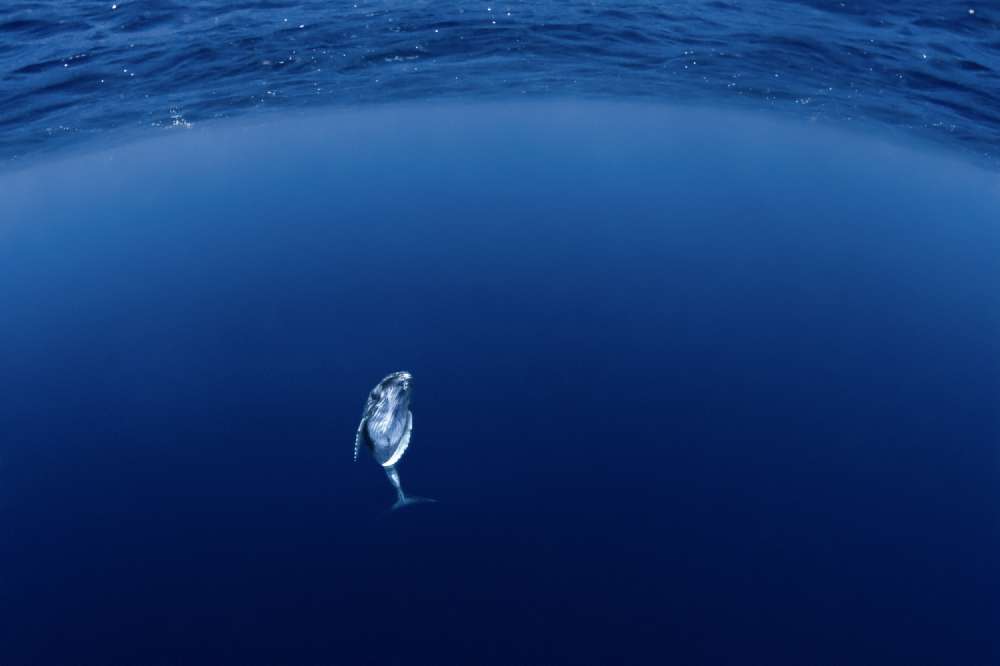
xmin=371 ymin=371 xmax=412 ymax=410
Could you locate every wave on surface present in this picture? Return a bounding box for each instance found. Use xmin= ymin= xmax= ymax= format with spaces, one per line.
xmin=1 ymin=0 xmax=998 ymax=167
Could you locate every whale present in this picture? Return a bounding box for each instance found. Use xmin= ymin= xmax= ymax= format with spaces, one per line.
xmin=354 ymin=371 xmax=435 ymax=511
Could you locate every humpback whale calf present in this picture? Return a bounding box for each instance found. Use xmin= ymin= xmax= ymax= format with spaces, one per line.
xmin=354 ymin=371 xmax=435 ymax=511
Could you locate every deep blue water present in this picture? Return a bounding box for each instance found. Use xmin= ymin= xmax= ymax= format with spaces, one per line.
xmin=1 ymin=0 xmax=999 ymax=168
xmin=3 ymin=103 xmax=999 ymax=664
xmin=2 ymin=3 xmax=1000 ymax=666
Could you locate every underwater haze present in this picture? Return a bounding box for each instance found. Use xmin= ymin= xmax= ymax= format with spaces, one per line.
xmin=2 ymin=2 xmax=1000 ymax=666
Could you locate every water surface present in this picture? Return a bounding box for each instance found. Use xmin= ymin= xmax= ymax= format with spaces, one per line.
xmin=2 ymin=1 xmax=999 ymax=167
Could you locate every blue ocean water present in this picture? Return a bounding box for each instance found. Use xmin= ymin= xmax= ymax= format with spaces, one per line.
xmin=3 ymin=102 xmax=999 ymax=665
xmin=2 ymin=4 xmax=1000 ymax=666
xmin=1 ymin=0 xmax=999 ymax=168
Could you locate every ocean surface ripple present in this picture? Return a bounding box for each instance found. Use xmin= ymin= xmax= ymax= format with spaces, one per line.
xmin=1 ymin=0 xmax=998 ymax=167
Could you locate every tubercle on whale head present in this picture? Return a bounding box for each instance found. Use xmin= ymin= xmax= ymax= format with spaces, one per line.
xmin=380 ymin=371 xmax=413 ymax=398
xmin=388 ymin=370 xmax=412 ymax=386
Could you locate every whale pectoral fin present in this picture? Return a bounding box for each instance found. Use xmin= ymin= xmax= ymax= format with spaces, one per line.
xmin=354 ymin=418 xmax=370 ymax=462
xmin=401 ymin=410 xmax=412 ymax=449
xmin=382 ymin=411 xmax=412 ymax=467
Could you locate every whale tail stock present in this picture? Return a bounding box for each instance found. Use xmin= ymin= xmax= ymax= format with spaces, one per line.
xmin=384 ymin=465 xmax=436 ymax=512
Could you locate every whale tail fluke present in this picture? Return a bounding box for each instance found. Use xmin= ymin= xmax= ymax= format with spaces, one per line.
xmin=383 ymin=465 xmax=435 ymax=512
xmin=391 ymin=494 xmax=437 ymax=511
xmin=385 ymin=465 xmax=437 ymax=511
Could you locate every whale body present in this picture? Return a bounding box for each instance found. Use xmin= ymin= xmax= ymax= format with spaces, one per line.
xmin=354 ymin=371 xmax=434 ymax=511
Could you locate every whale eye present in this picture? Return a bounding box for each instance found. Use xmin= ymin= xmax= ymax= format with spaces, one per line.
xmin=370 ymin=389 xmax=380 ymax=401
